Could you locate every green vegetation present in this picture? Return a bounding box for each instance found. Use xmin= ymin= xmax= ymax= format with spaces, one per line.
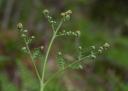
xmin=17 ymin=10 xmax=110 ymax=91
xmin=0 ymin=0 xmax=128 ymax=91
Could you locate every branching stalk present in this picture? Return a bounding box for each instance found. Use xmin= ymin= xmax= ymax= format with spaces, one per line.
xmin=16 ymin=9 xmax=110 ymax=91
xmin=40 ymin=19 xmax=64 ymax=91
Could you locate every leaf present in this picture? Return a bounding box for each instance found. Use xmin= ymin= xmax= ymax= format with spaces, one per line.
xmin=32 ymin=48 xmax=42 ymax=60
xmin=56 ymin=54 xmax=65 ymax=70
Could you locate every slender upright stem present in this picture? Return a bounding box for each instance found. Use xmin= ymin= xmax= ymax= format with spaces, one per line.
xmin=41 ymin=33 xmax=56 ymax=81
xmin=40 ymin=19 xmax=64 ymax=91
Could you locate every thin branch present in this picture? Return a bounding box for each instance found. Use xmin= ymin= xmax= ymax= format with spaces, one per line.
xmin=44 ymin=55 xmax=91 ymax=86
xmin=41 ymin=18 xmax=64 ymax=83
xmin=24 ymin=38 xmax=41 ymax=81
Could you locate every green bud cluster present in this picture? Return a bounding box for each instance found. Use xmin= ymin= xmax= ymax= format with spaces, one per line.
xmin=58 ymin=30 xmax=81 ymax=37
xmin=61 ymin=10 xmax=72 ymax=21
xmin=17 ymin=23 xmax=36 ymax=53
xmin=70 ymin=43 xmax=110 ymax=69
xmin=98 ymin=42 xmax=110 ymax=54
xmin=17 ymin=23 xmax=27 ymax=38
xmin=89 ymin=43 xmax=110 ymax=59
xmin=89 ymin=45 xmax=96 ymax=59
xmin=43 ymin=9 xmax=56 ymax=24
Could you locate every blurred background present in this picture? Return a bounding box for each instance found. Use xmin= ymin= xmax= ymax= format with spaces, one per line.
xmin=0 ymin=0 xmax=128 ymax=91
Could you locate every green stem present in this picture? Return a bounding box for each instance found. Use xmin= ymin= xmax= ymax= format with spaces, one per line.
xmin=41 ymin=32 xmax=56 ymax=82
xmin=52 ymin=23 xmax=55 ymax=31
xmin=24 ymin=39 xmax=41 ymax=81
xmin=40 ymin=82 xmax=44 ymax=91
xmin=40 ymin=19 xmax=64 ymax=91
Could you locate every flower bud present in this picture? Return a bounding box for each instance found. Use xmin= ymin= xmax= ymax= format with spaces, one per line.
xmin=65 ymin=15 xmax=70 ymax=21
xmin=76 ymin=30 xmax=81 ymax=36
xmin=99 ymin=46 xmax=104 ymax=50
xmin=66 ymin=32 xmax=70 ymax=36
xmin=23 ymin=30 xmax=28 ymax=33
xmin=78 ymin=46 xmax=82 ymax=50
xmin=40 ymin=46 xmax=44 ymax=50
xmin=91 ymin=46 xmax=96 ymax=50
xmin=98 ymin=49 xmax=102 ymax=54
xmin=43 ymin=9 xmax=49 ymax=16
xmin=31 ymin=36 xmax=35 ymax=39
xmin=72 ymin=32 xmax=75 ymax=35
xmin=22 ymin=47 xmax=26 ymax=50
xmin=66 ymin=10 xmax=72 ymax=15
xmin=58 ymin=52 xmax=62 ymax=56
xmin=61 ymin=13 xmax=65 ymax=17
xmin=47 ymin=16 xmax=52 ymax=19
xmin=90 ymin=54 xmax=96 ymax=59
xmin=17 ymin=23 xmax=23 ymax=29
xmin=103 ymin=43 xmax=110 ymax=48
xmin=21 ymin=34 xmax=26 ymax=37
